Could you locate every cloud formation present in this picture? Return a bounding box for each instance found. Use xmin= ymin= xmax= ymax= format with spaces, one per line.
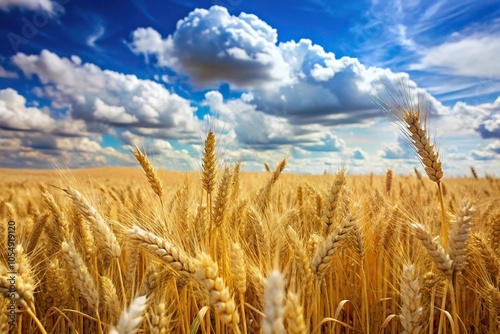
xmin=129 ymin=6 xmax=448 ymax=129
xmin=129 ymin=6 xmax=291 ymax=89
xmin=12 ymin=50 xmax=199 ymax=139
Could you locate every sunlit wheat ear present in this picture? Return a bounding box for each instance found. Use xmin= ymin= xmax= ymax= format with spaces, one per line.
xmin=132 ymin=144 xmax=163 ymax=201
xmin=0 ymin=246 xmax=35 ymax=310
xmin=61 ymin=240 xmax=100 ymax=309
xmin=411 ymin=223 xmax=453 ymax=276
xmin=285 ymin=292 xmax=306 ymax=334
xmin=287 ymin=227 xmax=313 ymax=291
xmin=231 ymin=242 xmax=247 ymax=295
xmin=322 ymin=169 xmax=346 ymax=231
xmin=194 ymin=252 xmax=240 ymax=330
xmin=449 ymin=200 xmax=475 ymax=273
xmin=109 ymin=295 xmax=148 ymax=334
xmin=312 ymin=214 xmax=356 ymax=277
xmin=43 ymin=191 xmax=70 ymax=240
xmin=375 ymin=83 xmax=443 ymax=183
xmin=127 ymin=225 xmax=196 ymax=275
xmin=213 ymin=166 xmax=232 ymax=228
xmin=400 ymin=264 xmax=423 ymax=334
xmin=262 ymin=270 xmax=286 ymax=334
xmin=64 ymin=187 xmax=121 ymax=257
xmin=100 ymin=275 xmax=121 ymax=322
xmin=202 ymin=131 xmax=217 ymax=194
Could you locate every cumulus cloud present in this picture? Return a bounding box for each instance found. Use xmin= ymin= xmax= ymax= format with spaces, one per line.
xmin=0 ymin=88 xmax=55 ymax=132
xmin=11 ymin=50 xmax=199 ymax=139
xmin=450 ymin=96 xmax=500 ymax=139
xmin=129 ymin=6 xmax=291 ymax=89
xmin=0 ymin=0 xmax=62 ymax=15
xmin=129 ymin=6 xmax=447 ymax=128
xmin=202 ymin=90 xmax=349 ymax=152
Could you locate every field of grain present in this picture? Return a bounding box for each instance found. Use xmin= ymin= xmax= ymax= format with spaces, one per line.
xmin=0 ymin=149 xmax=499 ymax=334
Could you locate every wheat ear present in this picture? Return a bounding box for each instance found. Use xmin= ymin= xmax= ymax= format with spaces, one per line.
xmin=61 ymin=240 xmax=100 ymax=309
xmin=151 ymin=302 xmax=171 ymax=334
xmin=64 ymin=187 xmax=121 ymax=257
xmin=262 ymin=270 xmax=286 ymax=334
xmin=213 ymin=166 xmax=232 ymax=228
xmin=109 ymin=295 xmax=148 ymax=334
xmin=127 ymin=225 xmax=196 ymax=275
xmin=285 ymin=292 xmax=307 ymax=334
xmin=133 ymin=144 xmax=163 ymax=201
xmin=0 ymin=246 xmax=35 ymax=310
xmin=258 ymin=158 xmax=286 ymax=212
xmin=400 ymin=264 xmax=423 ymax=334
xmin=194 ymin=252 xmax=240 ymax=331
xmin=449 ymin=200 xmax=475 ymax=273
xmin=322 ymin=169 xmax=346 ymax=231
xmin=312 ymin=215 xmax=356 ymax=277
xmin=411 ymin=223 xmax=453 ymax=276
xmin=27 ymin=212 xmax=50 ymax=253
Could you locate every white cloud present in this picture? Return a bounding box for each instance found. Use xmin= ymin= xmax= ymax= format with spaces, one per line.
xmin=0 ymin=88 xmax=57 ymax=132
xmin=87 ymin=24 xmax=105 ymax=48
xmin=471 ymin=149 xmax=497 ymax=161
xmin=0 ymin=66 xmax=18 ymax=78
xmin=93 ymin=98 xmax=138 ymax=124
xmin=129 ymin=6 xmax=291 ymax=89
xmin=411 ymin=35 xmax=500 ymax=78
xmin=129 ymin=7 xmax=447 ymax=128
xmin=0 ymin=0 xmax=61 ymax=15
xmin=448 ymin=96 xmax=500 ymax=139
xmin=12 ymin=50 xmax=199 ymax=139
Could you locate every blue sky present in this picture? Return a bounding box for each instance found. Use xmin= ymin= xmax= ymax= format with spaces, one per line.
xmin=0 ymin=0 xmax=499 ymax=176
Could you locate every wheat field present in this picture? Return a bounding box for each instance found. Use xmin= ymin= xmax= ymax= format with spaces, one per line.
xmin=0 ymin=153 xmax=498 ymax=334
